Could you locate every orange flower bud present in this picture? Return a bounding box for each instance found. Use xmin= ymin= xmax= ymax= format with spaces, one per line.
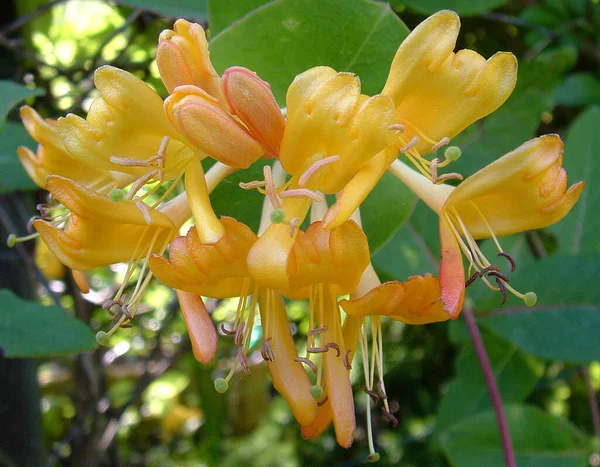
xmin=157 ymin=19 xmax=227 ymax=108
xmin=164 ymin=85 xmax=264 ymax=168
xmin=222 ymin=66 xmax=285 ymax=158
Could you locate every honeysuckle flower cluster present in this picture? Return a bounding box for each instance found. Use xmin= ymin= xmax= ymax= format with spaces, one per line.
xmin=9 ymin=10 xmax=584 ymax=461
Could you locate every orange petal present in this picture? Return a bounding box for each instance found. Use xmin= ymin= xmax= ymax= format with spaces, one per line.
xmin=175 ymin=290 xmax=217 ymax=364
xmin=439 ymin=216 xmax=464 ymax=319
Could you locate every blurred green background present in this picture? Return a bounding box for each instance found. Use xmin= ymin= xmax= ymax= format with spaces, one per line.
xmin=0 ymin=0 xmax=599 ymax=466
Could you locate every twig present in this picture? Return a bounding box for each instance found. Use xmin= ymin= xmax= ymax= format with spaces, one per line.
xmin=583 ymin=366 xmax=600 ymax=439
xmin=0 ymin=0 xmax=70 ymax=36
xmin=463 ymin=307 xmax=516 ymax=467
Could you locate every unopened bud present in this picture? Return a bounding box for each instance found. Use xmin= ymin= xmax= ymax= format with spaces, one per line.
xmin=157 ymin=19 xmax=227 ymax=108
xmin=165 ymin=86 xmax=264 ymax=169
xmin=223 ymin=67 xmax=285 ymax=158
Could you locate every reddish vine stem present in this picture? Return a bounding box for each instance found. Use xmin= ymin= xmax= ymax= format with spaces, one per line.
xmin=463 ymin=307 xmax=516 ymax=467
xmin=583 ymin=365 xmax=600 ymax=439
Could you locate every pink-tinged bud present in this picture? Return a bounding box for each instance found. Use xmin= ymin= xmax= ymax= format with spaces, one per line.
xmin=223 ymin=67 xmax=285 ymax=158
xmin=157 ymin=19 xmax=227 ymax=110
xmin=165 ymin=85 xmax=264 ymax=169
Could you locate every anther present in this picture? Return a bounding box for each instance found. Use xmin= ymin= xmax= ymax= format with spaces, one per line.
xmin=465 ymin=271 xmax=480 ymax=288
xmin=497 ymin=252 xmax=516 ymax=272
xmin=119 ymin=323 xmax=134 ymax=329
xmin=136 ymin=202 xmax=152 ymax=224
xmin=376 ymin=381 xmax=387 ymax=400
xmin=432 ymin=136 xmax=450 ymax=152
xmin=110 ymin=156 xmax=153 ymax=167
xmin=220 ymin=323 xmax=237 ymax=335
xmin=343 ymin=350 xmax=352 ymax=370
xmin=298 ymin=155 xmax=340 ymax=187
xmin=234 ymin=322 xmax=245 ymax=347
xmin=239 ymin=180 xmax=266 ymax=190
xmin=317 ymin=396 xmax=329 ymax=407
xmin=325 ymin=342 xmax=340 ymax=357
xmin=263 ymin=165 xmax=282 ymax=209
xmin=27 ymin=216 xmax=38 ymax=234
xmin=294 ymin=357 xmax=318 ymax=373
xmin=307 ymin=326 xmax=328 ymax=336
xmin=381 ymin=408 xmax=399 ymax=428
xmin=496 ymin=278 xmax=508 ymax=305
xmin=261 ymin=338 xmax=275 ymax=362
xmin=388 ymin=123 xmax=405 ymax=132
xmin=478 ymin=265 xmax=500 ymax=276
xmin=434 ymin=172 xmax=464 ymax=184
xmin=279 ymin=188 xmax=323 ymax=202
xmin=487 ymin=270 xmax=510 ymax=283
xmin=400 ymin=136 xmax=419 ymax=153
xmin=289 ymin=217 xmax=300 ymax=237
xmin=307 ymin=346 xmax=329 ymax=354
xmin=364 ymin=387 xmax=379 ymax=404
xmin=239 ymin=350 xmax=251 ymax=375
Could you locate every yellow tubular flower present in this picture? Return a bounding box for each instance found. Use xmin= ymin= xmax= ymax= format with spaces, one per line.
xmin=18 ymin=106 xmax=115 ymax=191
xmin=382 ymin=10 xmax=517 ymax=157
xmin=33 ymin=175 xmax=187 ymax=271
xmin=389 ymin=134 xmax=585 ymax=318
xmin=57 ymin=66 xmax=194 ymax=179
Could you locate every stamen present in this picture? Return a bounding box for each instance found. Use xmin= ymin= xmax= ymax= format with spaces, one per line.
xmin=400 ymin=136 xmax=419 ymax=153
xmin=220 ymin=323 xmax=237 ymax=335
xmin=110 ymin=156 xmax=153 ymax=167
xmin=298 ymin=155 xmax=340 ymax=187
xmin=239 ymin=180 xmax=266 ymax=190
xmin=289 ymin=217 xmax=300 ymax=237
xmin=317 ymin=396 xmax=329 ymax=407
xmin=381 ymin=407 xmax=399 ymax=428
xmin=263 ymin=165 xmax=282 ymax=209
xmin=135 ymin=201 xmax=152 ymax=224
xmin=126 ymin=170 xmax=158 ymax=200
xmin=239 ymin=350 xmax=251 ymax=375
xmin=388 ymin=123 xmax=405 ymax=132
xmin=307 ymin=326 xmax=328 ymax=336
xmin=261 ymin=338 xmax=275 ymax=362
xmin=376 ymin=380 xmax=387 ymax=400
xmin=434 ymin=172 xmax=463 ymax=184
xmin=306 ymin=346 xmax=329 ymax=354
xmin=487 ymin=270 xmax=510 ymax=283
xmin=498 ymin=252 xmax=517 ymax=272
xmin=234 ymin=322 xmax=245 ymax=347
xmin=496 ymin=277 xmax=508 ymax=305
xmin=294 ymin=357 xmax=318 ymax=374
xmin=431 ymin=136 xmax=450 ymax=152
xmin=279 ymin=188 xmax=323 ymax=202
xmin=364 ymin=386 xmax=380 ymax=404
xmin=465 ymin=271 xmax=480 ymax=288
xmin=325 ymin=342 xmax=341 ymax=357
xmin=343 ymin=350 xmax=352 ymax=370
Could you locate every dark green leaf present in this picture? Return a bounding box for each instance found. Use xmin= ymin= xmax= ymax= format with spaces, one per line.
xmin=552 ymin=106 xmax=600 ymax=255
xmin=478 ymin=255 xmax=600 ymax=363
xmin=556 ymin=73 xmax=600 ymax=107
xmin=114 ymin=0 xmax=207 ymax=21
xmin=0 ymin=289 xmax=96 ymax=358
xmin=209 ymin=0 xmax=409 ymax=104
xmin=0 ymin=81 xmax=43 ymax=129
xmin=439 ymin=405 xmax=590 ymax=467
xmin=0 ymin=122 xmax=38 ymax=194
xmin=436 ymin=331 xmax=544 ymax=431
xmin=397 ymin=0 xmax=508 ymax=17
xmin=208 ymin=0 xmax=271 ymax=35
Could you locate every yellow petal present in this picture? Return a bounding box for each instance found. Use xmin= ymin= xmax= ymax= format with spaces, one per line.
xmin=439 ymin=215 xmax=465 ymax=319
xmin=57 ymin=66 xmax=193 ymax=178
xmin=175 ymin=290 xmax=217 ymax=364
xmin=222 ymin=66 xmax=285 ymax=158
xmin=165 ymin=85 xmax=264 ymax=168
xmin=382 ymin=10 xmax=517 ymax=154
xmin=157 ymin=19 xmax=226 ymax=107
xmin=446 ymin=134 xmax=586 ymax=237
xmin=340 ymin=274 xmax=449 ymax=324
xmin=259 ymin=289 xmax=317 ymax=427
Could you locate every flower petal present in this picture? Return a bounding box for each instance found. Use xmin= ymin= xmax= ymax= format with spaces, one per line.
xmin=439 ymin=215 xmax=465 ymax=319
xmin=175 ymin=290 xmax=217 ymax=364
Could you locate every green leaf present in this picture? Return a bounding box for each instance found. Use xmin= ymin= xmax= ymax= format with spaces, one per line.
xmin=396 ymin=0 xmax=508 ymax=17
xmin=208 ymin=0 xmax=271 ymax=35
xmin=209 ymin=0 xmax=409 ymax=104
xmin=478 ymin=255 xmax=600 ymax=363
xmin=0 ymin=289 xmax=96 ymax=358
xmin=436 ymin=331 xmax=544 ymax=432
xmin=361 ymin=172 xmax=416 ymax=254
xmin=552 ymin=106 xmax=600 ymax=255
xmin=0 ymin=81 xmax=43 ymax=129
xmin=114 ymin=0 xmax=207 ymax=20
xmin=439 ymin=405 xmax=591 ymax=467
xmin=451 ymin=47 xmax=575 ymax=178
xmin=556 ymin=73 xmax=600 ymax=107
xmin=0 ymin=122 xmax=38 ymax=194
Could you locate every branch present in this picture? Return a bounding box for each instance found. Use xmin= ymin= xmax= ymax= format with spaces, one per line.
xmin=463 ymin=307 xmax=516 ymax=467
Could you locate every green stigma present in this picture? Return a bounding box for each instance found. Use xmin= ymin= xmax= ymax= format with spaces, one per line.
xmin=310 ymin=385 xmax=324 ymax=400
xmin=367 ymin=453 xmax=381 ymax=463
xmin=524 ymin=292 xmax=537 ymax=307
xmin=6 ymin=234 xmax=16 ymax=248
xmin=109 ymin=188 xmax=126 ymax=202
xmin=270 ymin=208 xmax=286 ymax=224
xmin=444 ymin=146 xmax=462 ymax=161
xmin=95 ymin=331 xmax=111 ymax=346
xmin=214 ymin=378 xmax=229 ymax=394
